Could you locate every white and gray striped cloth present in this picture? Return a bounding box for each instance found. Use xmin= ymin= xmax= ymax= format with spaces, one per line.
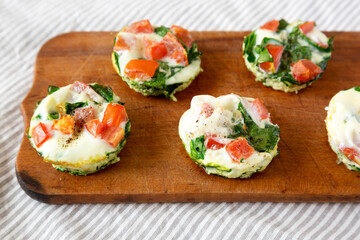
xmin=1 ymin=0 xmax=360 ymax=239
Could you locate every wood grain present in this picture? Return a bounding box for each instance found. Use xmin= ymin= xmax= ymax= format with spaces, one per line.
xmin=16 ymin=31 xmax=360 ymax=204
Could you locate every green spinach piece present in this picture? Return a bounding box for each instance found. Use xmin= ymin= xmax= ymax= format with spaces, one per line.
xmin=228 ymin=122 xmax=247 ymax=139
xmin=65 ymin=102 xmax=87 ymax=114
xmin=277 ymin=19 xmax=289 ymax=32
xmin=155 ymin=26 xmax=172 ymax=37
xmin=113 ymin=52 xmax=120 ymax=72
xmin=187 ymin=43 xmax=202 ymax=64
xmin=257 ymin=48 xmax=273 ymax=63
xmin=89 ymin=83 xmax=114 ymax=102
xmin=238 ymin=101 xmax=279 ymax=152
xmin=190 ymin=135 xmax=206 ymax=160
xmin=243 ymin=31 xmax=257 ymax=63
xmin=48 ymin=85 xmax=60 ymax=95
xmin=354 ymin=87 xmax=360 ymax=92
xmin=47 ymin=112 xmax=59 ymax=120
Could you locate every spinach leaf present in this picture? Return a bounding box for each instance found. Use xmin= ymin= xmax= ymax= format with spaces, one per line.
xmin=34 ymin=100 xmax=42 ymax=111
xmin=228 ymin=122 xmax=247 ymax=139
xmin=257 ymin=48 xmax=273 ymax=63
xmin=296 ymin=28 xmax=334 ymax=52
xmin=317 ymin=57 xmax=331 ymax=71
xmin=190 ymin=135 xmax=206 ymax=160
xmin=187 ymin=43 xmax=202 ymax=64
xmin=277 ymin=19 xmax=289 ymax=32
xmin=35 ymin=114 xmax=42 ymax=120
xmin=243 ymin=31 xmax=257 ymax=63
xmin=155 ymin=26 xmax=171 ymax=37
xmin=354 ymin=87 xmax=360 ymax=92
xmin=238 ymin=101 xmax=279 ymax=152
xmin=48 ymin=85 xmax=60 ymax=95
xmin=89 ymin=83 xmax=113 ymax=102
xmin=113 ymin=52 xmax=120 ymax=72
xmin=47 ymin=112 xmax=59 ymax=120
xmin=65 ymin=102 xmax=87 ymax=114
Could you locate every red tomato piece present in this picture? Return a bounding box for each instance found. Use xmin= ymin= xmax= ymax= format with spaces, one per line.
xmin=170 ymin=25 xmax=194 ymax=48
xmin=206 ymin=136 xmax=225 ymax=150
xmin=162 ymin=32 xmax=188 ymax=66
xmin=85 ymin=119 xmax=104 ymax=138
xmin=114 ymin=35 xmax=130 ymax=51
xmin=225 ymin=137 xmax=255 ymax=163
xmin=71 ymin=81 xmax=99 ymax=100
xmin=339 ymin=147 xmax=360 ymax=165
xmin=124 ymin=59 xmax=159 ymax=81
xmin=52 ymin=115 xmax=75 ymax=135
xmin=259 ymin=44 xmax=284 ymax=73
xmin=102 ymin=103 xmax=128 ymax=129
xmin=260 ymin=20 xmax=279 ymax=32
xmin=101 ymin=127 xmax=125 ymax=148
xmin=123 ymin=19 xmax=153 ymax=33
xmin=200 ymin=103 xmax=214 ymax=118
xmin=299 ymin=21 xmax=315 ymax=35
xmin=252 ymin=98 xmax=269 ymax=120
xmin=74 ymin=106 xmax=95 ymax=127
xmin=291 ymin=59 xmax=322 ymax=83
xmin=32 ymin=123 xmax=51 ymax=148
xmin=144 ymin=37 xmax=168 ymax=61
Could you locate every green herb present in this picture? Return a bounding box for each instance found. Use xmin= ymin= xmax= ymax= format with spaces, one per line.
xmin=187 ymin=43 xmax=202 ymax=64
xmin=238 ymin=101 xmax=279 ymax=152
xmin=35 ymin=114 xmax=41 ymax=120
xmin=317 ymin=57 xmax=331 ymax=71
xmin=155 ymin=26 xmax=172 ymax=37
xmin=89 ymin=83 xmax=114 ymax=102
xmin=243 ymin=31 xmax=257 ymax=63
xmin=117 ymin=101 xmax=125 ymax=105
xmin=296 ymin=27 xmax=334 ymax=52
xmin=48 ymin=85 xmax=60 ymax=95
xmin=47 ymin=112 xmax=59 ymax=120
xmin=259 ymin=37 xmax=283 ymax=49
xmin=228 ymin=122 xmax=247 ymax=139
xmin=277 ymin=19 xmax=289 ymax=32
xmin=65 ymin=102 xmax=87 ymax=114
xmin=34 ymin=100 xmax=42 ymax=111
xmin=354 ymin=87 xmax=360 ymax=92
xmin=190 ymin=135 xmax=206 ymax=160
xmin=257 ymin=48 xmax=273 ymax=63
xmin=113 ymin=52 xmax=120 ymax=72
xmin=124 ymin=120 xmax=131 ymax=139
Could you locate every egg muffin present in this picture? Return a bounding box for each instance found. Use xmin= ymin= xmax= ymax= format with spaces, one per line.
xmin=179 ymin=94 xmax=280 ymax=178
xmin=112 ymin=19 xmax=202 ymax=101
xmin=28 ymin=81 xmax=131 ymax=175
xmin=243 ymin=19 xmax=334 ymax=92
xmin=326 ymin=87 xmax=360 ymax=172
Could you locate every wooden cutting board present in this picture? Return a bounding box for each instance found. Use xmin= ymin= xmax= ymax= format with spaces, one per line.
xmin=16 ymin=31 xmax=360 ymax=204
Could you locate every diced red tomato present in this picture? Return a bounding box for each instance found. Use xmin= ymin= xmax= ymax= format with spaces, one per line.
xmin=85 ymin=119 xmax=104 ymax=138
xmin=124 ymin=59 xmax=159 ymax=80
xmin=170 ymin=25 xmax=194 ymax=48
xmin=200 ymin=103 xmax=214 ymax=118
xmin=260 ymin=20 xmax=279 ymax=32
xmin=144 ymin=37 xmax=168 ymax=61
xmin=299 ymin=21 xmax=315 ymax=35
xmin=114 ymin=35 xmax=130 ymax=51
xmin=339 ymin=147 xmax=360 ymax=165
xmin=225 ymin=137 xmax=255 ymax=163
xmin=74 ymin=106 xmax=95 ymax=127
xmin=101 ymin=127 xmax=125 ymax=148
xmin=259 ymin=44 xmax=284 ymax=73
xmin=291 ymin=59 xmax=322 ymax=83
xmin=102 ymin=103 xmax=128 ymax=129
xmin=52 ymin=115 xmax=75 ymax=135
xmin=123 ymin=19 xmax=153 ymax=33
xmin=206 ymin=135 xmax=225 ymax=150
xmin=252 ymin=98 xmax=269 ymax=120
xmin=162 ymin=32 xmax=188 ymax=66
xmin=71 ymin=81 xmax=99 ymax=100
xmin=32 ymin=123 xmax=51 ymax=148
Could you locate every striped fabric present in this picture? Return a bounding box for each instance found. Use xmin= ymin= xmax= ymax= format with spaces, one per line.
xmin=1 ymin=0 xmax=360 ymax=239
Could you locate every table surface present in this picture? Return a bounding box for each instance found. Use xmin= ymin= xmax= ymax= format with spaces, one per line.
xmin=2 ymin=0 xmax=360 ymax=239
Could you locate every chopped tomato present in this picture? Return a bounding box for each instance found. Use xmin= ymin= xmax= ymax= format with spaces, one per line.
xmin=32 ymin=123 xmax=51 ymax=147
xmin=123 ymin=19 xmax=153 ymax=33
xmin=114 ymin=35 xmax=130 ymax=51
xmin=339 ymin=147 xmax=360 ymax=165
xmin=252 ymin=98 xmax=269 ymax=120
xmin=124 ymin=59 xmax=159 ymax=80
xmin=291 ymin=59 xmax=322 ymax=83
xmin=74 ymin=106 xmax=95 ymax=127
xmin=71 ymin=81 xmax=99 ymax=100
xmin=101 ymin=127 xmax=125 ymax=148
xmin=225 ymin=137 xmax=255 ymax=163
xmin=299 ymin=21 xmax=315 ymax=35
xmin=85 ymin=119 xmax=104 ymax=138
xmin=200 ymin=103 xmax=214 ymax=118
xmin=144 ymin=37 xmax=168 ymax=61
xmin=206 ymin=136 xmax=225 ymax=150
xmin=162 ymin=32 xmax=188 ymax=66
xmin=170 ymin=25 xmax=194 ymax=48
xmin=260 ymin=20 xmax=279 ymax=32
xmin=102 ymin=103 xmax=128 ymax=129
xmin=259 ymin=44 xmax=284 ymax=73
xmin=52 ymin=115 xmax=75 ymax=135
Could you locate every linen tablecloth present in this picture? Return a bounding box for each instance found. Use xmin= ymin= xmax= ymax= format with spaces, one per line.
xmin=1 ymin=0 xmax=360 ymax=239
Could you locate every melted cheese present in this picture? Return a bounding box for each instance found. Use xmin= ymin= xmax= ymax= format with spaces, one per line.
xmin=30 ymin=85 xmax=121 ymax=165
